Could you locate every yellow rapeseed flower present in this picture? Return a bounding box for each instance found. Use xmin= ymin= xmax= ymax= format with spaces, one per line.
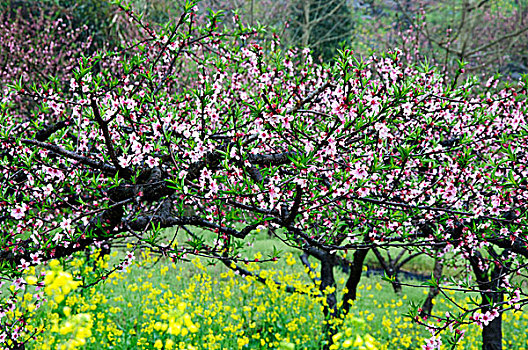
xmin=165 ymin=339 xmax=175 ymax=350
xmin=26 ymin=275 xmax=38 ymax=285
xmin=153 ymin=339 xmax=163 ymax=349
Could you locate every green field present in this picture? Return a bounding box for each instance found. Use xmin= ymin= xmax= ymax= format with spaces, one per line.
xmin=10 ymin=231 xmax=527 ymax=350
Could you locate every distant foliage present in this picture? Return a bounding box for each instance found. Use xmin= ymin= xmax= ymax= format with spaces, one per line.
xmin=0 ymin=3 xmax=91 ymax=117
xmin=288 ymin=0 xmax=354 ymax=62
xmin=0 ymin=5 xmax=89 ymax=81
xmin=348 ymin=0 xmax=528 ymax=81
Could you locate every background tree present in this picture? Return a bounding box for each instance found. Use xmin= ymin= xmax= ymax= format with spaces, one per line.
xmin=288 ymin=0 xmax=354 ymax=61
xmin=0 ymin=2 xmax=91 ymax=117
xmin=348 ymin=0 xmax=528 ymax=82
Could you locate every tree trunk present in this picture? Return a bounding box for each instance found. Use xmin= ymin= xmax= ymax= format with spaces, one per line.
xmin=482 ymin=308 xmax=502 ymax=350
xmin=301 ymin=248 xmax=339 ymax=350
xmin=372 ymin=247 xmax=402 ymax=294
xmin=303 ymin=236 xmax=369 ymax=350
xmin=319 ymin=257 xmax=338 ymax=350
xmin=301 ymin=0 xmax=311 ymax=48
xmin=421 ymin=257 xmax=443 ymax=316
xmin=468 ymin=248 xmax=511 ymax=350
xmin=341 ymin=247 xmax=370 ymax=314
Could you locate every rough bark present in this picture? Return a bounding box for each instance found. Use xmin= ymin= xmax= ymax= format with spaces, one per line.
xmin=482 ymin=311 xmax=502 ymax=350
xmin=421 ymin=255 xmax=444 ymax=316
xmin=468 ymin=248 xmax=511 ymax=350
xmin=372 ymin=247 xmax=402 ymax=294
xmin=341 ymin=247 xmax=370 ymax=315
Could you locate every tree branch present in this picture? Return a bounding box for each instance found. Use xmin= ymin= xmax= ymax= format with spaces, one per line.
xmin=20 ymin=138 xmax=118 ymax=175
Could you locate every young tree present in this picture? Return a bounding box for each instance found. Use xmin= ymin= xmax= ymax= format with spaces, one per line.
xmin=0 ymin=1 xmax=527 ymax=350
xmin=0 ymin=3 xmax=92 ymax=117
xmin=288 ymin=0 xmax=354 ymax=61
xmin=348 ymin=0 xmax=528 ymax=82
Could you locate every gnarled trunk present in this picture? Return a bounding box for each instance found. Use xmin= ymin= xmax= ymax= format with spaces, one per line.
xmin=468 ymin=248 xmax=511 ymax=350
xmin=421 ymin=256 xmax=443 ymax=316
xmin=482 ymin=307 xmax=502 ymax=350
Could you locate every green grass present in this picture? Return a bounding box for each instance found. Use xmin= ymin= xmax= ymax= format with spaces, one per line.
xmin=12 ymin=230 xmax=528 ymax=350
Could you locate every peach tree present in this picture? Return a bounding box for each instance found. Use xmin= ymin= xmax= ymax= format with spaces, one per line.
xmin=0 ymin=1 xmax=527 ymax=349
